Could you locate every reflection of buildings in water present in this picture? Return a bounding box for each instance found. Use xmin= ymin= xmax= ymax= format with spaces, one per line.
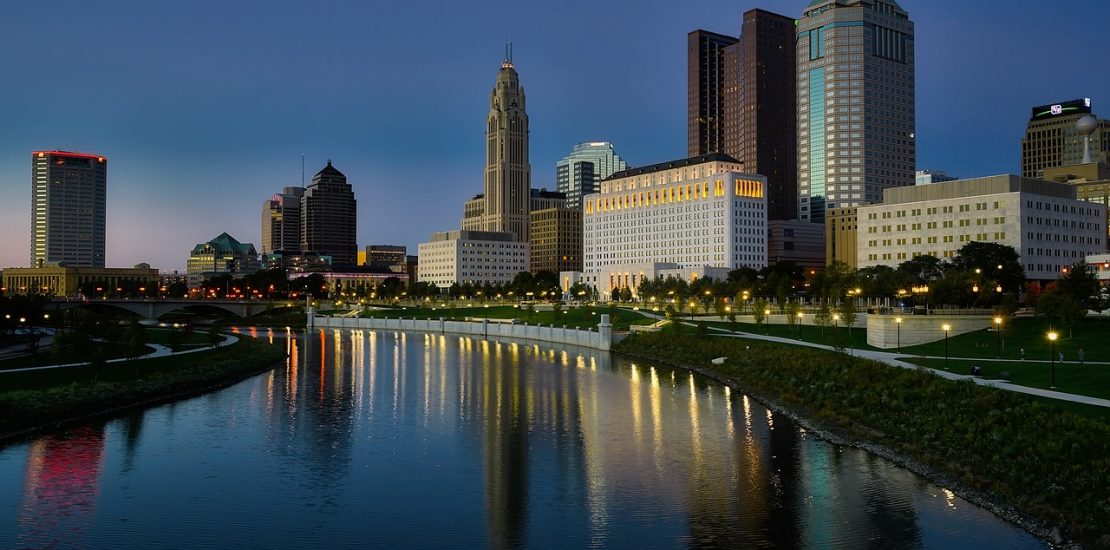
xmin=19 ymin=425 xmax=106 ymax=547
xmin=120 ymin=410 xmax=147 ymax=473
xmin=796 ymin=439 xmax=922 ymax=547
xmin=261 ymin=329 xmax=357 ymax=508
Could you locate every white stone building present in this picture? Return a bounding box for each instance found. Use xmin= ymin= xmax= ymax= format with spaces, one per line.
xmin=857 ymin=175 xmax=1106 ymax=280
xmin=579 ymin=154 xmax=768 ymax=294
xmin=417 ymin=230 xmax=529 ymax=289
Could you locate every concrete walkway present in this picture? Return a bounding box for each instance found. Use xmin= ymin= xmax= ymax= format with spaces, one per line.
xmin=0 ymin=334 xmax=240 ymax=375
xmin=633 ymin=311 xmax=1110 ymax=408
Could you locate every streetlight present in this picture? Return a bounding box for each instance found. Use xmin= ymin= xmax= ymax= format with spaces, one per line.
xmin=942 ymin=323 xmax=951 ymax=370
xmin=1048 ymin=331 xmax=1059 ymax=389
xmin=796 ymin=311 xmax=804 ymax=340
xmin=764 ymin=308 xmax=771 ymax=334
xmin=993 ymin=316 xmax=1003 ymax=358
xmin=895 ymin=316 xmax=902 ymax=352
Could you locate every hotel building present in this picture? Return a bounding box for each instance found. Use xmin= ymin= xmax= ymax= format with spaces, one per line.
xmin=417 ymin=230 xmax=529 ymax=289
xmin=580 ymin=154 xmax=767 ymax=293
xmin=856 ymin=175 xmax=1106 ymax=280
xmin=31 ymin=150 xmax=108 ymax=268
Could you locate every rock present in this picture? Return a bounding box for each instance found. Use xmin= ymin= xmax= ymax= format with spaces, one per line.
xmin=711 ymin=357 xmax=727 ymax=365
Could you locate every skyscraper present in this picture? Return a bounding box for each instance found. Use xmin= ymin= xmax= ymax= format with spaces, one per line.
xmin=301 ymin=161 xmax=357 ymax=267
xmin=797 ymin=0 xmax=915 ymax=223
xmin=31 ymin=151 xmax=107 ymax=268
xmin=736 ymin=9 xmax=797 ymax=221
xmin=261 ymin=186 xmax=305 ymax=255
xmin=461 ymin=49 xmax=531 ymax=242
xmin=1021 ymin=98 xmax=1109 ymax=179
xmin=688 ymin=30 xmax=739 ymax=158
xmin=555 ymin=142 xmax=628 ymax=210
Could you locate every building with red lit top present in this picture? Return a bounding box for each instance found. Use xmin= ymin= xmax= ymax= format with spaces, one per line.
xmin=31 ymin=151 xmax=107 ymax=268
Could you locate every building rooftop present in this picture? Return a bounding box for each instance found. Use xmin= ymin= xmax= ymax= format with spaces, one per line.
xmin=605 ymin=153 xmax=740 ymax=181
xmin=876 ymin=174 xmax=1077 ymax=206
xmin=313 ymin=160 xmax=345 ymax=179
xmin=193 ymin=232 xmax=256 ymax=254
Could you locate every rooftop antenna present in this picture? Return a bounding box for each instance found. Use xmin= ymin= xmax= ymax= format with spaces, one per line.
xmin=301 ymin=153 xmax=305 ymax=186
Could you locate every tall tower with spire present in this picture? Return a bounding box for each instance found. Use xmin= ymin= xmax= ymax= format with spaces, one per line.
xmin=463 ymin=46 xmax=531 ymax=242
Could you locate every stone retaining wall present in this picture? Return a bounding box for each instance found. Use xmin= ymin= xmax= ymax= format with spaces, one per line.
xmin=312 ymin=315 xmax=616 ymax=351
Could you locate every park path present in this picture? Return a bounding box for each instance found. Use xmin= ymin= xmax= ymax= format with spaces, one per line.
xmin=629 ymin=310 xmax=1110 ymax=408
xmin=0 ymin=334 xmax=240 ymax=375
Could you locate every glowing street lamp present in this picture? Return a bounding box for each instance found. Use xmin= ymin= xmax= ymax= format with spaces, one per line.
xmin=993 ymin=316 xmax=1003 ymax=357
xmin=796 ymin=311 xmax=804 ymax=340
xmin=942 ymin=323 xmax=951 ymax=370
xmin=1048 ymin=331 xmax=1059 ymax=389
xmin=764 ymin=308 xmax=771 ymax=334
xmin=895 ymin=316 xmax=903 ymax=352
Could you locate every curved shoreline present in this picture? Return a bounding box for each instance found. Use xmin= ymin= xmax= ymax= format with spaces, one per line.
xmin=0 ymin=347 xmax=285 ymax=446
xmin=612 ymin=348 xmax=1065 ymax=549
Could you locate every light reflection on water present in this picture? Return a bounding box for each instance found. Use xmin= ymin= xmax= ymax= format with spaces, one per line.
xmin=0 ymin=330 xmax=1044 ymax=549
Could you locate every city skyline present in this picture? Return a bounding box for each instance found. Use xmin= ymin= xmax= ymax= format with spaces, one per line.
xmin=1 ymin=0 xmax=1108 ymax=270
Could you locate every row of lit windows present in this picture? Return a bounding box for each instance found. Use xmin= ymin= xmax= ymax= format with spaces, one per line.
xmin=586 ymin=180 xmax=764 ymax=214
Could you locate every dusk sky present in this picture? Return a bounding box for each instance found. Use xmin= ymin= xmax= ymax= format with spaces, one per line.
xmin=1 ymin=0 xmax=1107 ymax=271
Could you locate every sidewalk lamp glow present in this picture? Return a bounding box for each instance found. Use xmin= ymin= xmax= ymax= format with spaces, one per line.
xmin=942 ymin=323 xmax=951 ymax=370
xmin=895 ymin=316 xmax=902 ymax=351
xmin=1048 ymin=331 xmax=1059 ymax=389
xmin=993 ymin=316 xmax=1003 ymax=357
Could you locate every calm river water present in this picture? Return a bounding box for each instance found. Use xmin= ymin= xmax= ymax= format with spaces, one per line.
xmin=0 ymin=329 xmax=1043 ymax=549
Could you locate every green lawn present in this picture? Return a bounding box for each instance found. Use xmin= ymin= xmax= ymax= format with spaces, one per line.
xmin=901 ymin=356 xmax=1110 ymax=401
xmin=357 ymin=304 xmax=655 ymax=331
xmin=145 ymin=327 xmax=222 ymax=346
xmin=0 ymin=342 xmax=149 ymax=371
xmin=698 ymin=318 xmax=875 ymax=350
xmin=899 ymin=316 xmax=1110 ymax=362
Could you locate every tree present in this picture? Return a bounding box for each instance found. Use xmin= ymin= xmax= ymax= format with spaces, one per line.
xmin=786 ymin=300 xmax=802 ymax=336
xmin=857 ymin=265 xmax=900 ymax=298
xmin=378 ymin=277 xmax=405 ymax=299
xmin=1056 ymin=262 xmax=1103 ymax=313
xmin=837 ymin=299 xmax=858 ymax=342
xmin=1037 ymin=287 xmax=1086 ymax=338
xmin=124 ymin=320 xmax=148 ymax=360
xmin=814 ymin=304 xmax=832 ymax=337
xmin=619 ymin=287 xmax=633 ymax=303
xmin=568 ymin=282 xmax=591 ymax=302
xmin=207 ymin=323 xmax=222 ymax=348
xmin=951 ymin=241 xmax=1026 ymax=292
xmin=896 ymin=254 xmax=946 ymax=285
xmin=167 ymin=326 xmax=184 ymax=354
xmin=713 ymin=298 xmax=727 ymax=320
xmin=752 ymin=298 xmax=769 ymax=333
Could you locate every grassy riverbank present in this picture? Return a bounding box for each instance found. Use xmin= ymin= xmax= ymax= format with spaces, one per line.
xmin=615 ymin=331 xmax=1110 ymax=547
xmin=0 ymin=338 xmax=285 ymax=441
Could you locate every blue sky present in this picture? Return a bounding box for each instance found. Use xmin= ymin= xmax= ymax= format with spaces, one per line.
xmin=1 ymin=0 xmax=1107 ymax=271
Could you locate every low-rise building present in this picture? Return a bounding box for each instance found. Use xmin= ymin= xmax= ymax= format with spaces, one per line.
xmin=1087 ymin=253 xmax=1110 ymax=285
xmin=580 ymin=153 xmax=767 ymax=294
xmin=857 ymin=175 xmax=1107 ymax=280
xmin=1044 ymin=161 xmax=1110 ymax=251
xmin=530 ymin=206 xmax=582 ymax=274
xmin=187 ymin=233 xmax=261 ymax=287
xmin=2 ymin=266 xmax=158 ymax=297
xmin=768 ymin=220 xmax=825 ymax=269
xmin=417 ymin=230 xmax=529 ymax=289
xmin=825 ymin=206 xmax=858 ymax=268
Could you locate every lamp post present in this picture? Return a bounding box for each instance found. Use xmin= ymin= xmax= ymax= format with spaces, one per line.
xmin=942 ymin=323 xmax=951 ymax=370
xmin=796 ymin=311 xmax=804 ymax=340
xmin=764 ymin=308 xmax=771 ymax=334
xmin=1048 ymin=331 xmax=1059 ymax=390
xmin=993 ymin=316 xmax=1002 ymax=358
xmin=895 ymin=316 xmax=902 ymax=352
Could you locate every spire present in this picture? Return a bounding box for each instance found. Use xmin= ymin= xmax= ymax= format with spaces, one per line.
xmin=502 ymin=41 xmax=514 ymax=69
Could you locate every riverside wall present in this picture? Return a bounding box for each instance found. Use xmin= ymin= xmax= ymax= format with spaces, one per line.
xmin=312 ymin=315 xmax=616 ymax=351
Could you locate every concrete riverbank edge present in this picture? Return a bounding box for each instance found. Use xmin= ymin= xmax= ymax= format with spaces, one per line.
xmin=611 ymin=347 xmax=1066 ymax=549
xmin=312 ymin=315 xmax=620 ymax=350
xmin=0 ymin=341 xmax=286 ymax=446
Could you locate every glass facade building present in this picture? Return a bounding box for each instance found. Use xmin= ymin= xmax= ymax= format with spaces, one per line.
xmin=797 ymin=0 xmax=915 ymax=224
xmin=555 ymin=142 xmax=628 ymax=210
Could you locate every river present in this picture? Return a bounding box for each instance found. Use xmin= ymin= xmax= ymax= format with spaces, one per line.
xmin=0 ymin=329 xmax=1043 ymax=548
